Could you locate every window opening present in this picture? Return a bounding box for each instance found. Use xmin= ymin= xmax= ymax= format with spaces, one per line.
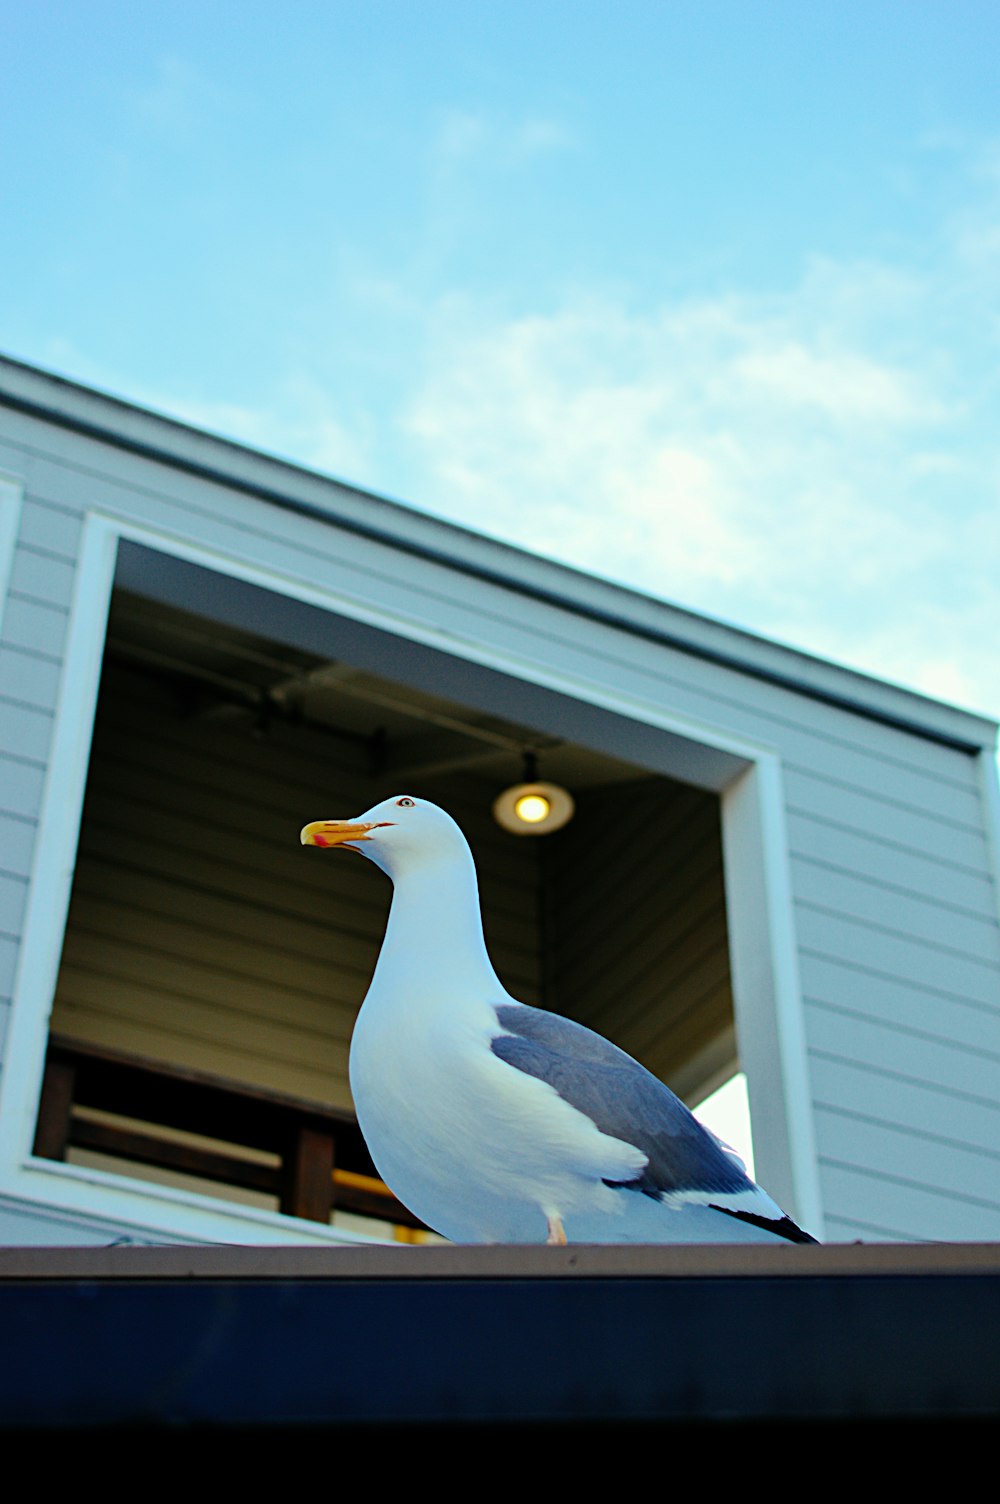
xmin=36 ymin=583 xmax=744 ymax=1234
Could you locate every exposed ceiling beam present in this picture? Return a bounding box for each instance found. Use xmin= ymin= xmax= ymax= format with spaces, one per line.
xmin=378 ymin=729 xmax=512 ymax=782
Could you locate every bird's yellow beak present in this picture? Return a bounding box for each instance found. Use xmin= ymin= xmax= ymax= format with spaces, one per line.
xmin=300 ymin=819 xmax=391 ymax=849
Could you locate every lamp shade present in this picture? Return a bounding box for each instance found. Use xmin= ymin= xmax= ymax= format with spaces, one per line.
xmin=492 ymin=780 xmax=575 ymax=836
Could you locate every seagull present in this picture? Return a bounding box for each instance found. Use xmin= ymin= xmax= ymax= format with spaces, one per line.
xmin=301 ymin=794 xmax=817 ymax=1246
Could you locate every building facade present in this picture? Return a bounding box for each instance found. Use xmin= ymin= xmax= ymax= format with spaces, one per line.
xmin=0 ymin=354 xmax=998 ymax=1247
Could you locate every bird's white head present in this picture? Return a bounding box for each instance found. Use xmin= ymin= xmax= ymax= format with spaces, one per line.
xmin=300 ymin=795 xmax=472 ymax=881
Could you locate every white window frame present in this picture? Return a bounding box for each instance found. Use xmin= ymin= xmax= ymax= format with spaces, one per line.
xmin=0 ymin=509 xmax=824 ymax=1244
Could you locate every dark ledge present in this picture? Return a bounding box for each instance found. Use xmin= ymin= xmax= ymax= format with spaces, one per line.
xmin=2 ymin=1238 xmax=1000 ymax=1281
xmin=1 ymin=1242 xmax=998 ymax=1433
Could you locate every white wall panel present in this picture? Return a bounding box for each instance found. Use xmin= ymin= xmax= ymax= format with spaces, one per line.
xmin=806 ymin=1008 xmax=1000 ymax=1113
xmin=791 ymin=856 xmax=1000 ymax=963
xmin=0 ymin=814 xmax=38 ymax=880
xmin=0 ymin=873 xmax=28 ymax=937
xmin=787 ymin=810 xmax=997 ymax=915
xmin=7 ymin=546 xmax=76 ymax=610
xmin=815 ymin=1105 xmax=1000 ymax=1207
xmin=0 ymin=701 xmax=56 ymax=763
xmin=0 ymin=757 xmax=46 ymax=821
xmin=817 ymin=1160 xmax=1000 ymax=1242
xmin=0 ymin=938 xmax=19 ymax=997
xmin=795 ymin=905 xmax=1000 ymax=1010
xmin=16 ymin=498 xmax=85 ymax=556
xmin=801 ymin=954 xmax=1000 ymax=1056
xmin=0 ymin=645 xmax=62 ymax=710
xmin=1 ymin=597 xmax=71 ymax=659
xmin=784 ymin=768 xmax=990 ymax=866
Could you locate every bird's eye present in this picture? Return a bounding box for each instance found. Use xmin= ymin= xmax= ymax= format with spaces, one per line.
xmin=396 ymin=797 xmax=416 ymax=808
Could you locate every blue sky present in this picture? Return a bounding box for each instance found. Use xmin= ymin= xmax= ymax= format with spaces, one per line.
xmin=3 ymin=1 xmax=1000 ymax=723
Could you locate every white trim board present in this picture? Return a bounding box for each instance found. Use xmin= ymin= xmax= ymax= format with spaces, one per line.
xmin=0 ymin=515 xmax=119 ymax=1172
xmin=976 ymin=747 xmax=1000 ymax=935
xmin=111 ymin=534 xmax=761 ymax=791
xmin=0 ymin=472 xmax=25 ymax=641
xmin=722 ymin=758 xmax=824 ymax=1235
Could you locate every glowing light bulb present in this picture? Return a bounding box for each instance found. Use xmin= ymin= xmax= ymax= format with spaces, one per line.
xmin=493 ymin=779 xmax=573 ymax=835
xmin=514 ymin=793 xmax=551 ymax=824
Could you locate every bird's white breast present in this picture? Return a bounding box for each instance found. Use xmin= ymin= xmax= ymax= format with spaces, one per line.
xmin=349 ymin=978 xmax=643 ymax=1242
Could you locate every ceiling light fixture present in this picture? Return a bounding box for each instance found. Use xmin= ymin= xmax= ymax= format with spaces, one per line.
xmin=492 ymin=753 xmax=575 ymax=836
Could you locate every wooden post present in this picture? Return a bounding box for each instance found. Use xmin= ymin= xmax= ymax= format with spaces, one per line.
xmin=280 ymin=1124 xmax=334 ymax=1223
xmin=32 ymin=1052 xmax=77 ymax=1161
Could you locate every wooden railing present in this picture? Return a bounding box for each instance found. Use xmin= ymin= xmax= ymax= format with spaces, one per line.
xmin=34 ymin=1034 xmax=427 ymax=1233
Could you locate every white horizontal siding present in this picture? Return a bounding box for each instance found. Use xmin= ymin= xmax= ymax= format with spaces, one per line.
xmin=809 ymin=1035 xmax=1000 ymax=1237
xmin=0 ymin=699 xmax=57 ymax=764
xmin=787 ymin=809 xmax=997 ymax=914
xmin=0 ymin=941 xmax=16 ymax=1001
xmin=801 ymin=953 xmax=1000 ymax=1056
xmin=0 ymin=812 xmax=38 ymax=879
xmin=817 ymin=1159 xmax=1000 ymax=1242
xmin=0 ymin=643 xmax=63 ymax=711
xmin=0 ymin=873 xmax=28 ymax=938
xmin=822 ymin=1214 xmax=926 ymax=1243
xmin=784 ymin=767 xmax=989 ymax=866
xmin=0 ymin=441 xmax=31 ymax=481
xmin=2 ymin=596 xmax=71 ymax=659
xmin=791 ymin=857 xmax=1000 ymax=964
xmin=795 ymin=906 xmax=1000 ymax=1010
xmin=0 ymin=755 xmax=47 ymax=821
xmin=817 ymin=1105 xmax=1000 ymax=1211
xmin=807 ymin=1007 xmax=1000 ymax=1114
xmin=16 ymin=496 xmax=85 ymax=556
xmin=7 ymin=543 xmax=77 ymax=611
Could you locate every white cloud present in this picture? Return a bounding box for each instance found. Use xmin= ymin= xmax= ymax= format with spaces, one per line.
xmin=731 ymin=342 xmax=947 ymax=425
xmin=434 ymin=110 xmax=489 ymax=162
xmin=129 ymin=54 xmax=232 ymax=144
xmin=431 ymin=107 xmax=574 ymax=169
xmin=511 ymin=117 xmax=575 ymax=156
xmin=399 ymin=258 xmax=1000 ymax=718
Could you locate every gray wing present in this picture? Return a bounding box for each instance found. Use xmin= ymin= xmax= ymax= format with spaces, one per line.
xmin=490 ymin=1003 xmax=750 ymax=1199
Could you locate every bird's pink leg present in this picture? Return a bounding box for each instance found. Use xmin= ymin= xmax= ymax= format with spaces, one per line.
xmin=546 ymin=1214 xmax=567 ymax=1246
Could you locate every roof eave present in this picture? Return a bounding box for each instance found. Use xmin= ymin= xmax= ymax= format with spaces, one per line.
xmin=1 ymin=352 xmax=995 ymax=753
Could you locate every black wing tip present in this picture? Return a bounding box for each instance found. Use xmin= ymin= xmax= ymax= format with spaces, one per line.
xmin=708 ymin=1204 xmax=820 ymax=1245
